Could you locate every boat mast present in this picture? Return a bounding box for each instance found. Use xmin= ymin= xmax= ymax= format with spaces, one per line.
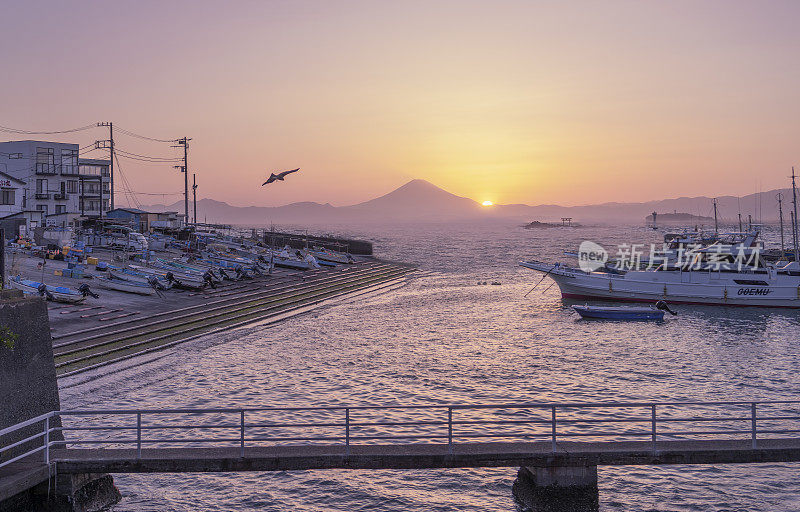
xmin=778 ymin=193 xmax=785 ymax=255
xmin=792 ymin=166 xmax=799 ymax=262
xmin=712 ymin=198 xmax=719 ymax=236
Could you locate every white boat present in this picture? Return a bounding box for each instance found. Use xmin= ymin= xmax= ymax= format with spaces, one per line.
xmin=96 ymin=276 xmax=156 ymax=296
xmin=128 ymin=264 xmax=210 ymax=289
xmin=309 ymin=247 xmax=354 ymax=264
xmin=271 ymin=247 xmax=319 ymax=270
xmin=7 ymin=276 xmax=89 ymax=304
xmin=521 ymin=254 xmax=800 ymax=308
xmin=108 ymin=269 xmax=171 ymax=289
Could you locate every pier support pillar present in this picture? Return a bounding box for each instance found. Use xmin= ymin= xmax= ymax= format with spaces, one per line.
xmin=512 ymin=465 xmax=599 ymax=512
xmin=1 ymin=473 xmax=122 ymax=512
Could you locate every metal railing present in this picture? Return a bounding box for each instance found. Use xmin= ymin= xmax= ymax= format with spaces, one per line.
xmin=4 ymin=400 xmax=800 ymax=468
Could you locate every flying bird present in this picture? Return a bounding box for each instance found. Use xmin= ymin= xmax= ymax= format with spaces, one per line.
xmin=262 ymin=168 xmax=300 ymax=186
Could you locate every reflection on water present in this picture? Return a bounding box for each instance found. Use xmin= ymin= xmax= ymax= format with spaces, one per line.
xmin=60 ymin=222 xmax=800 ymax=511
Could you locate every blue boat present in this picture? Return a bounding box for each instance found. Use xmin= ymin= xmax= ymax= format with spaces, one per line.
xmin=572 ymin=301 xmax=676 ymax=321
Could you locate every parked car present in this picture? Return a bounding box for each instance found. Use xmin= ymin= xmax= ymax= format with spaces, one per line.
xmin=111 ymin=232 xmax=148 ymax=251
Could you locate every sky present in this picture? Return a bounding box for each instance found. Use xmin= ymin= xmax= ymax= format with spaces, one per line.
xmin=2 ymin=0 xmax=800 ymax=208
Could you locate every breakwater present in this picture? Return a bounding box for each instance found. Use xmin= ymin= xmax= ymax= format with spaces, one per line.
xmin=263 ymin=230 xmax=373 ymax=255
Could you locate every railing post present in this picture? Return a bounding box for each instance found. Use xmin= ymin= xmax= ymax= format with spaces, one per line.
xmin=551 ymin=406 xmax=557 ymax=453
xmin=651 ymin=404 xmax=657 ymax=455
xmin=44 ymin=416 xmax=50 ymax=465
xmin=240 ymin=410 xmax=245 ymax=458
xmin=345 ymin=408 xmax=350 ymax=454
xmin=751 ymin=402 xmax=757 ymax=449
xmin=447 ymin=407 xmax=453 ymax=453
xmin=136 ymin=412 xmax=142 ymax=459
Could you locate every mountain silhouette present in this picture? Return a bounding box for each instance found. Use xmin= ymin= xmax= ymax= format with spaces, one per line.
xmin=140 ymin=179 xmax=794 ymax=225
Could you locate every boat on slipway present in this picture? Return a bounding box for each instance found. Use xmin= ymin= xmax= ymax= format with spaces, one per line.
xmin=95 ymin=276 xmax=157 ymax=296
xmin=521 ymin=245 xmax=800 ymax=308
xmin=7 ymin=276 xmax=90 ymax=304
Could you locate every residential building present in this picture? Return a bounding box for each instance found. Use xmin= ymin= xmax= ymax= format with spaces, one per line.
xmin=0 ymin=171 xmax=25 ymax=217
xmin=0 ymin=140 xmax=111 ymax=219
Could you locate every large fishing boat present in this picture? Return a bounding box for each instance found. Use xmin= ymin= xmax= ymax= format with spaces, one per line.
xmin=521 ymin=242 xmax=800 ymax=308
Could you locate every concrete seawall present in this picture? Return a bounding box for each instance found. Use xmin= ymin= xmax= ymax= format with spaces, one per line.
xmin=0 ymin=291 xmax=63 ymax=457
xmin=264 ymin=230 xmax=373 ymax=255
xmin=0 ymin=290 xmax=121 ymax=512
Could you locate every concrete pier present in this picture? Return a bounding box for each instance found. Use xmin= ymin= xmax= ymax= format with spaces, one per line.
xmin=513 ymin=466 xmax=599 ymax=512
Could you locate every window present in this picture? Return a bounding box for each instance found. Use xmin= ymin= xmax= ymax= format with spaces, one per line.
xmin=0 ymin=189 xmax=14 ymax=205
xmin=36 ymin=148 xmax=54 ymax=164
xmin=79 ymin=165 xmax=101 ymax=176
xmin=36 ymin=179 xmax=48 ymax=194
xmin=55 ymin=205 xmax=66 ymax=214
xmin=102 ymin=199 xmax=109 ymax=211
xmin=36 ymin=204 xmax=48 ymax=215
xmin=61 ymin=149 xmax=77 ymax=165
xmin=61 ymin=149 xmax=78 ymax=174
xmin=66 ymin=180 xmax=78 ymax=193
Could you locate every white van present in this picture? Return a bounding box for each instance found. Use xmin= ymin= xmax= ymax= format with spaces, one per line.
xmin=111 ymin=232 xmax=148 ymax=251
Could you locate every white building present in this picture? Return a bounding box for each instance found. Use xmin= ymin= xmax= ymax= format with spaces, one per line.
xmin=0 ymin=171 xmax=25 ymax=217
xmin=0 ymin=140 xmax=111 ymax=219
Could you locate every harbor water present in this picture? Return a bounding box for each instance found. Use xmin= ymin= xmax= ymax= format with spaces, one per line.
xmin=61 ymin=222 xmax=800 ymax=511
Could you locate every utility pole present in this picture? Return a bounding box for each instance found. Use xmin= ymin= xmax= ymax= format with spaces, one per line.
xmin=0 ymin=228 xmax=5 ymax=289
xmin=192 ymin=173 xmax=197 ymax=225
xmin=172 ymin=137 xmax=191 ymax=227
xmin=97 ymin=122 xmax=114 ymax=213
xmin=778 ymin=193 xmax=785 ymax=256
xmin=792 ymin=167 xmax=799 ymax=262
xmin=712 ymin=198 xmax=718 ymax=236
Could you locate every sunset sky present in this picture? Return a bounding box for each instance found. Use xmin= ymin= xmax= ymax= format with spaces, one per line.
xmin=2 ymin=1 xmax=800 ymax=208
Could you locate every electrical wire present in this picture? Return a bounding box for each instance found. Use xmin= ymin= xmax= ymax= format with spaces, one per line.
xmin=114 ymin=147 xmax=183 ymax=162
xmin=115 ymin=127 xmax=178 ymax=143
xmin=0 ymin=123 xmax=96 ymax=135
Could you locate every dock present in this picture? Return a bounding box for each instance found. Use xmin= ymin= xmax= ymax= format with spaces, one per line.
xmin=4 ymin=399 xmax=800 ymax=508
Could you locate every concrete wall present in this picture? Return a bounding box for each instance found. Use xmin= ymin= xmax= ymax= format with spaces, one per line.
xmin=0 ymin=292 xmax=63 ymax=460
xmin=264 ymin=230 xmax=373 ymax=255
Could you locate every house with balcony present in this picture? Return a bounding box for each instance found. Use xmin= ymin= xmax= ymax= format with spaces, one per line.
xmin=0 ymin=140 xmax=111 ymax=221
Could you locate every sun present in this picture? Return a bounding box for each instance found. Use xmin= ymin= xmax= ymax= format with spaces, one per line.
xmin=481 ymin=200 xmax=494 ymax=206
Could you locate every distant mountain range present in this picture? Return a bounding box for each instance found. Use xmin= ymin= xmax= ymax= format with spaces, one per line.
xmin=141 ymin=178 xmax=793 ymax=226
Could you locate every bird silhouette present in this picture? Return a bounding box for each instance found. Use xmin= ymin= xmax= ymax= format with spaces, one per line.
xmin=262 ymin=168 xmax=300 ymax=186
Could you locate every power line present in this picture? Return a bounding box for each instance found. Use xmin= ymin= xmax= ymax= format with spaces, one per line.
xmin=115 ymin=126 xmax=178 ymax=143
xmin=114 ymin=148 xmax=182 ymax=162
xmin=0 ymin=123 xmax=96 ymax=135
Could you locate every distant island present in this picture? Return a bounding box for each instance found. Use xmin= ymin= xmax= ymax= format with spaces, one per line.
xmin=523 ymin=220 xmax=582 ymax=229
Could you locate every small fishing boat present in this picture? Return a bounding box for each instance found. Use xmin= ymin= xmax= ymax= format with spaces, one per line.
xmin=109 ymin=269 xmax=171 ymax=289
xmin=96 ymin=276 xmax=157 ymax=296
xmin=8 ymin=276 xmax=92 ymax=304
xmin=572 ymin=301 xmax=676 ymax=321
xmin=309 ymin=247 xmax=354 ymax=264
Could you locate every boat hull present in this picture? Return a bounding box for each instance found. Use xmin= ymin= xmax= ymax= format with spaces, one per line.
xmin=521 ymin=261 xmax=800 ymax=308
xmin=572 ymin=305 xmax=664 ymax=320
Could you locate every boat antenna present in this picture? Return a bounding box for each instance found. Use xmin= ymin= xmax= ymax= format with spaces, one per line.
xmin=778 ymin=192 xmax=785 ymax=256
xmin=737 ymin=196 xmax=742 ymax=232
xmin=792 ymin=166 xmax=799 ymax=262
xmin=712 ymin=198 xmax=718 ymax=236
